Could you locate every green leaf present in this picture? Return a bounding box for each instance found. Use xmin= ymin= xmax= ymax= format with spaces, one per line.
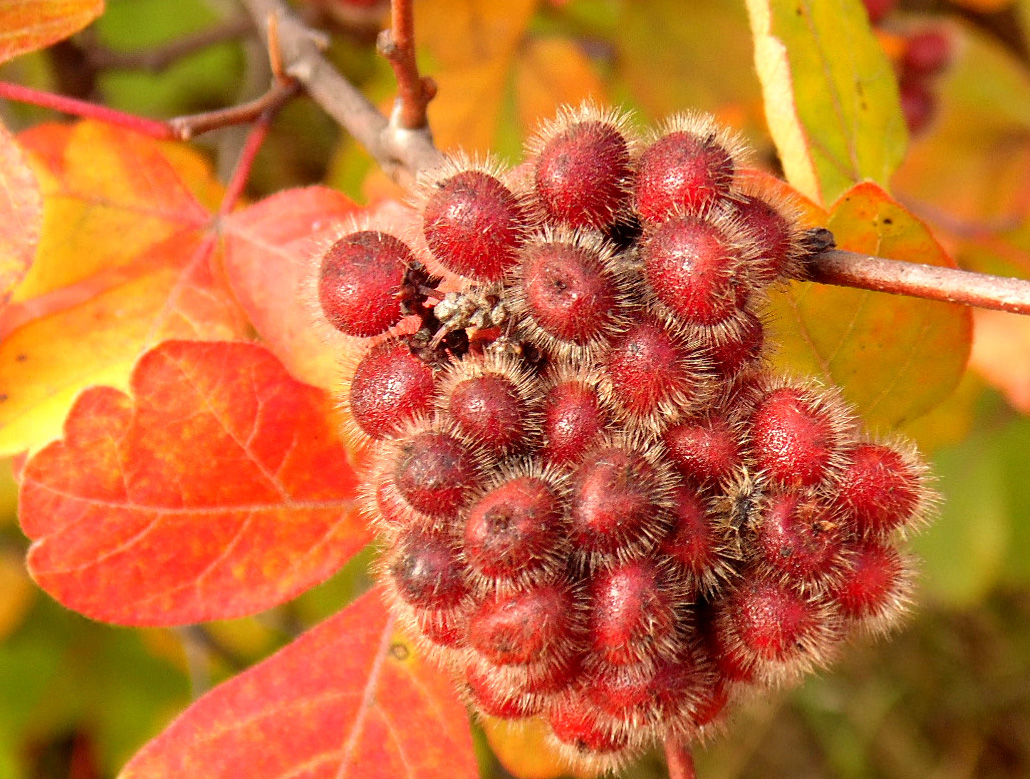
xmin=746 ymin=0 xmax=907 ymax=205
xmin=768 ymin=182 xmax=972 ymax=431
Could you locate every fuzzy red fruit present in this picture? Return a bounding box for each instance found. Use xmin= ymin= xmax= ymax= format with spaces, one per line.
xmin=701 ymin=308 xmax=765 ymax=379
xmin=734 ymin=193 xmax=795 ymax=284
xmin=468 ymin=584 xmax=577 ymax=665
xmin=636 ymin=130 xmax=735 ymax=221
xmin=603 ymin=318 xmax=704 ymax=424
xmin=348 ymin=340 xmax=436 ymax=439
xmin=540 ymin=377 xmax=608 ymax=465
xmin=422 ymin=170 xmax=526 ymax=281
xmin=585 ymin=650 xmax=705 ymax=723
xmin=318 ymin=230 xmax=410 ymax=336
xmin=517 ymin=238 xmax=623 ymax=352
xmin=836 ymin=442 xmax=921 ymax=536
xmin=463 ymin=475 xmax=565 ymax=584
xmin=587 ymin=558 xmax=682 ymax=665
xmin=641 ymin=213 xmax=748 ymax=325
xmin=413 ymin=606 xmax=470 ymax=648
xmin=661 ymin=486 xmax=732 ymax=593
xmin=389 ymin=529 xmax=469 ymax=609
xmin=393 ymin=429 xmax=479 ymax=517
xmin=446 ymin=372 xmax=534 ymax=455
xmin=534 ymin=120 xmax=633 ymax=229
xmin=834 ymin=541 xmax=909 ymax=625
xmin=548 ymin=692 xmax=629 ymax=755
xmin=752 ymin=492 xmax=844 ymax=585
xmin=903 ymin=30 xmax=952 ymax=75
xmin=663 ymin=415 xmax=742 ymax=485
xmin=464 ymin=661 xmax=543 ymax=719
xmin=749 ymin=387 xmax=846 ymax=488
xmin=568 ymin=444 xmax=667 ymax=558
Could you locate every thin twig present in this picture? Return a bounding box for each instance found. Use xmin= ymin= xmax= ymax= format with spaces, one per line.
xmin=168 ymin=78 xmax=300 ymax=140
xmin=664 ymin=736 xmax=698 ymax=779
xmin=805 ymin=249 xmax=1030 ymax=316
xmin=377 ymin=0 xmax=437 ymax=129
xmin=86 ymin=16 xmax=256 ymax=73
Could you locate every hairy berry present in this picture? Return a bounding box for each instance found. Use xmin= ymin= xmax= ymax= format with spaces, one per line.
xmin=468 ymin=583 xmax=579 ymax=666
xmin=750 ymin=491 xmax=845 ymax=585
xmin=318 ymin=230 xmax=411 ymax=337
xmin=392 ymin=427 xmax=481 ymax=517
xmin=836 ymin=442 xmax=924 ymax=536
xmin=663 ymin=414 xmax=743 ymax=485
xmin=548 ymin=691 xmax=630 ymax=759
xmin=539 ymin=370 xmax=610 ymax=466
xmin=347 ymin=339 xmax=436 ymax=440
xmin=388 ymin=529 xmax=469 ymax=609
xmin=834 ymin=540 xmax=911 ymax=630
xmin=463 ymin=661 xmax=543 ymax=719
xmin=661 ymin=485 xmax=735 ymax=594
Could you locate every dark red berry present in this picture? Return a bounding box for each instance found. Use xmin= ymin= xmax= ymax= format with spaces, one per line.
xmin=348 ymin=340 xmax=436 ymax=439
xmin=422 ymin=169 xmax=526 ymax=281
xmin=441 ymin=358 xmax=538 ymax=455
xmin=661 ymin=486 xmax=734 ymax=594
xmin=533 ymin=116 xmax=633 ymax=229
xmin=318 ymin=230 xmax=410 ymax=337
xmin=585 ymin=649 xmax=706 ymax=724
xmin=468 ymin=583 xmax=578 ymax=665
xmin=641 ymin=213 xmax=749 ymax=325
xmin=548 ymin=691 xmax=629 ymax=756
xmin=393 ymin=428 xmax=480 ymax=517
xmin=734 ymin=191 xmax=797 ymax=284
xmin=751 ymin=491 xmax=845 ymax=585
xmin=899 ymin=78 xmax=937 ymax=135
xmin=463 ymin=474 xmax=566 ymax=585
xmin=663 ymin=415 xmax=742 ymax=485
xmin=636 ymin=121 xmax=737 ymax=221
xmin=700 ymin=307 xmax=766 ymax=379
xmin=540 ymin=374 xmax=609 ymax=466
xmin=862 ymin=0 xmax=896 ymax=24
xmin=836 ymin=442 xmax=922 ymax=536
xmin=902 ymin=30 xmax=952 ymax=76
xmin=389 ymin=529 xmax=469 ymax=609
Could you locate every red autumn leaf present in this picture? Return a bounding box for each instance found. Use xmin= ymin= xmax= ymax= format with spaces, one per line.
xmin=0 ymin=122 xmax=42 ymax=311
xmin=0 ymin=0 xmax=104 ymax=65
xmin=19 ymin=339 xmax=370 ymax=626
xmin=119 ymin=588 xmax=479 ymax=779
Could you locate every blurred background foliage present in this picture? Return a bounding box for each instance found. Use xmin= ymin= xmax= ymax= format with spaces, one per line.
xmin=2 ymin=0 xmax=1030 ymax=776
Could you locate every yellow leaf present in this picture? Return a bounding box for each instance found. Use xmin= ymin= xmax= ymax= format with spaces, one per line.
xmin=746 ymin=0 xmax=907 ymax=205
xmin=0 ymin=551 xmax=34 ymax=641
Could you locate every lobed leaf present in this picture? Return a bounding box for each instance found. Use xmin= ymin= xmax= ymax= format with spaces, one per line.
xmin=745 ymin=0 xmax=907 ymax=205
xmin=0 ymin=122 xmax=42 ymax=312
xmin=19 ymin=340 xmax=370 ymax=626
xmin=768 ymin=182 xmax=972 ymax=431
xmin=119 ymin=589 xmax=479 ymax=779
xmin=0 ymin=0 xmax=104 ymax=65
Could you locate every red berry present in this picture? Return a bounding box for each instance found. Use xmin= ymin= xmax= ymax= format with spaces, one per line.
xmin=548 ymin=691 xmax=630 ymax=757
xmin=586 ymin=558 xmax=684 ymax=665
xmin=733 ymin=188 xmax=800 ymax=284
xmin=531 ymin=107 xmax=635 ymax=229
xmin=540 ymin=370 xmax=610 ymax=466
xmin=640 ymin=212 xmax=751 ymax=325
xmin=463 ymin=661 xmax=543 ymax=719
xmin=347 ymin=340 xmax=436 ymax=440
xmin=318 ymin=230 xmax=410 ymax=337
xmin=899 ymin=78 xmax=937 ymax=136
xmin=468 ymin=583 xmax=579 ymax=666
xmin=903 ymin=30 xmax=952 ymax=76
xmin=663 ymin=414 xmax=743 ymax=485
xmin=661 ymin=485 xmax=735 ymax=594
xmin=699 ymin=307 xmax=766 ymax=379
xmin=750 ymin=491 xmax=845 ymax=586
xmin=567 ymin=440 xmax=670 ymax=559
xmin=635 ymin=115 xmax=740 ymax=221
xmin=421 ymin=167 xmax=527 ymax=281
xmin=835 ymin=442 xmax=924 ymax=536
xmin=585 ymin=649 xmax=708 ymax=726
xmin=512 ymin=231 xmax=627 ymax=356
xmin=603 ymin=317 xmax=708 ymax=428
xmin=834 ymin=540 xmax=911 ymax=629
xmin=392 ymin=427 xmax=481 ymax=517
xmin=749 ymin=385 xmax=850 ymax=488
xmin=463 ymin=472 xmax=567 ymax=587
xmin=388 ymin=529 xmax=469 ymax=609
xmin=862 ymin=0 xmax=896 ymax=24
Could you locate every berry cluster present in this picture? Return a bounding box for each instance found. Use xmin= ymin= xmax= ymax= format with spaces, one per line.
xmin=316 ymin=104 xmax=934 ymax=772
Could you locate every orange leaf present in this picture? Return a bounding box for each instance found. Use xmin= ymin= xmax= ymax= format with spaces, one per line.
xmin=0 ymin=0 xmax=104 ymax=65
xmin=514 ymin=37 xmax=606 ymax=137
xmin=119 ymin=589 xmax=478 ymax=779
xmin=19 ymin=340 xmax=370 ymax=625
xmin=0 ymin=121 xmax=42 ymax=311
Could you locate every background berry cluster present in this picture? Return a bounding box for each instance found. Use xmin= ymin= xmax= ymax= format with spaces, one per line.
xmin=315 ymin=103 xmax=934 ymax=771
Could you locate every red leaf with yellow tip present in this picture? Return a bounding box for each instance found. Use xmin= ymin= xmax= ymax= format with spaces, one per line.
xmin=19 ymin=340 xmax=370 ymax=626
xmin=118 ymin=589 xmax=479 ymax=779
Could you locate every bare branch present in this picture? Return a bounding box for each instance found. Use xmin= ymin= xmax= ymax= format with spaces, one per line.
xmin=377 ymin=0 xmax=437 ymax=129
xmin=805 ymin=249 xmax=1030 ymax=316
xmin=169 ymin=78 xmax=299 ymax=140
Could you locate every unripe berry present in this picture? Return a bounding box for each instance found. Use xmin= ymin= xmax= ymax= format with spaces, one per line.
xmin=438 ymin=354 xmax=541 ymax=456
xmin=567 ymin=438 xmax=672 ymax=560
xmin=750 ymin=491 xmax=846 ymax=586
xmin=318 ymin=230 xmax=411 ymax=336
xmin=833 ymin=540 xmax=912 ymax=631
xmin=346 ymin=339 xmax=436 ymax=441
xmin=586 ymin=558 xmax=686 ymax=666
xmin=661 ymin=485 xmax=736 ymax=595
xmin=635 ymin=113 xmax=743 ymax=221
xmin=835 ymin=441 xmax=926 ymax=537
xmin=510 ymin=229 xmax=629 ymax=358
xmin=463 ymin=470 xmax=567 ymax=589
xmin=640 ymin=210 xmax=752 ymax=326
xmin=392 ymin=425 xmax=482 ymax=517
xmin=528 ymin=104 xmax=636 ymax=230
xmin=602 ymin=317 xmax=709 ymax=429
xmin=663 ymin=414 xmax=743 ymax=486
xmin=748 ymin=384 xmax=852 ymax=488
xmin=421 ymin=162 xmax=527 ymax=281
xmin=468 ymin=583 xmax=579 ymax=666
xmin=539 ymin=367 xmax=610 ymax=466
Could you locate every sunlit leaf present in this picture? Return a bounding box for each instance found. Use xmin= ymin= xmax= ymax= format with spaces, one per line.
xmin=746 ymin=0 xmax=907 ymax=205
xmin=19 ymin=340 xmax=369 ymax=626
xmin=969 ymin=309 xmax=1030 ymax=414
xmin=0 ymin=0 xmax=104 ymax=65
xmin=119 ymin=589 xmax=478 ymax=779
xmin=769 ymin=182 xmax=972 ymax=431
xmin=513 ymin=37 xmax=606 ymax=136
xmin=0 ymin=122 xmax=42 ymax=310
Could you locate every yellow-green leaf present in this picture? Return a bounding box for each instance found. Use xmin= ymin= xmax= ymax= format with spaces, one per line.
xmin=746 ymin=0 xmax=907 ymax=205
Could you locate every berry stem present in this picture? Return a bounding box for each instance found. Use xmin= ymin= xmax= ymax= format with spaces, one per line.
xmin=377 ymin=0 xmax=437 ymax=130
xmin=807 ymin=248 xmax=1030 ymax=316
xmin=664 ymin=736 xmax=698 ymax=779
